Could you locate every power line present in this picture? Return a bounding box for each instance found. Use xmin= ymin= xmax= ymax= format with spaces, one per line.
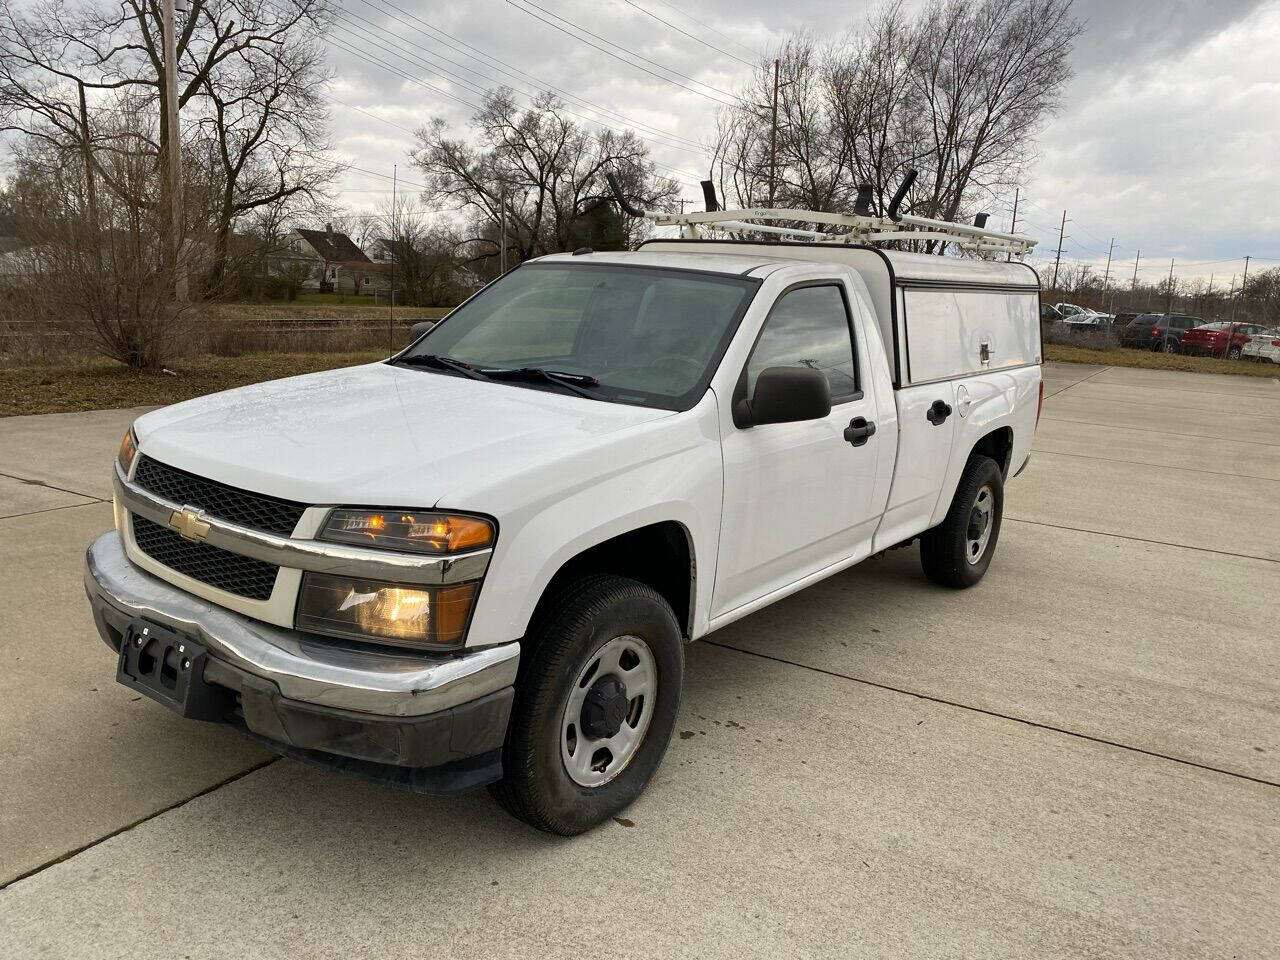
xmin=332 ymin=11 xmax=711 ymax=181
xmin=329 ymin=37 xmax=703 ymax=186
xmin=502 ymin=0 xmax=739 ymax=106
xmin=353 ymin=0 xmax=710 ymax=153
xmin=644 ymin=0 xmax=768 ymax=59
xmin=619 ymin=0 xmax=757 ymax=68
xmin=328 ymin=36 xmax=483 ymax=111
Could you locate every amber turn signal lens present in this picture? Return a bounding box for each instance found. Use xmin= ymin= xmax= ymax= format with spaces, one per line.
xmin=320 ymin=509 xmax=494 ymax=554
xmin=117 ymin=428 xmax=138 ymax=474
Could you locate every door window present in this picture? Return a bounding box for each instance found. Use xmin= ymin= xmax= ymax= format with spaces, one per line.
xmin=746 ymin=285 xmax=858 ymax=401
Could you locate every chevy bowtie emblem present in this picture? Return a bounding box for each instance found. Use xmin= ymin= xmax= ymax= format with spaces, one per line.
xmin=169 ymin=506 xmax=211 ymax=543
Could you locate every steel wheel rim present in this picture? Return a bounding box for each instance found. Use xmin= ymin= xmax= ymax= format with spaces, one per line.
xmin=561 ymin=635 xmax=657 ymax=788
xmin=966 ymin=485 xmax=995 ymax=565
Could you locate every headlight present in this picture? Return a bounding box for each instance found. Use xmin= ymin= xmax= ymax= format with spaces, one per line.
xmin=295 ymin=574 xmax=479 ymax=649
xmin=319 ymin=509 xmax=493 ymax=554
xmin=118 ymin=428 xmax=138 ymax=474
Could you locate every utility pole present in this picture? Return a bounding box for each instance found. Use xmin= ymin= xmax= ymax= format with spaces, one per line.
xmin=389 ymin=164 xmax=397 ymax=354
xmin=767 ymin=58 xmax=780 ymax=208
xmin=1165 ymin=258 xmax=1176 ymax=314
xmin=1101 ymin=237 xmax=1115 ymax=310
xmin=499 ymin=182 xmax=507 ymax=274
xmin=1006 ymin=187 xmax=1019 ymax=262
xmin=1050 ymin=209 xmax=1068 ymax=292
xmin=1204 ymin=274 xmax=1214 ymax=318
xmin=162 ymin=0 xmax=186 ymax=301
xmin=1232 ymin=255 xmax=1251 ymax=321
xmin=1130 ymin=249 xmax=1141 ymax=309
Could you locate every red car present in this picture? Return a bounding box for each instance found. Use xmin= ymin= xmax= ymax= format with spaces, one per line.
xmin=1180 ymin=321 xmax=1265 ymax=358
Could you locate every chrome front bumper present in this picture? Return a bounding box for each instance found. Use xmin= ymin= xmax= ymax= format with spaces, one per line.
xmin=84 ymin=531 xmax=519 ymax=718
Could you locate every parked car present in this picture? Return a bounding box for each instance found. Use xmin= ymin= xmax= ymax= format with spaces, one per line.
xmin=1118 ymin=313 xmax=1204 ymax=352
xmin=1241 ymin=328 xmax=1280 ymax=364
xmin=1053 ymin=302 xmax=1090 ymax=318
xmin=1041 ymin=303 xmax=1066 ymax=323
xmin=1180 ymin=321 xmax=1266 ymax=359
xmin=85 ymin=242 xmax=1043 ymax=835
xmin=1112 ymin=312 xmax=1142 ymax=328
xmin=1063 ymin=311 xmax=1113 ymax=328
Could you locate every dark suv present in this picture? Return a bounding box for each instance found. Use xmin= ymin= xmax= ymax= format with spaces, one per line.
xmin=1119 ymin=313 xmax=1204 ymax=353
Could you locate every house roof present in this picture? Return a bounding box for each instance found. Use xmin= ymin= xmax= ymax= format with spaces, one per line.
xmin=295 ymin=228 xmax=370 ymax=264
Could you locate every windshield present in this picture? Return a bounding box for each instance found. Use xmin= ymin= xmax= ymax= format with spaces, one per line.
xmin=400 ymin=262 xmax=760 ymax=410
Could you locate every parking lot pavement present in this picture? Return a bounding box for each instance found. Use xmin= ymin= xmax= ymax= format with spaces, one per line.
xmin=1 ymin=361 xmax=1277 ymax=958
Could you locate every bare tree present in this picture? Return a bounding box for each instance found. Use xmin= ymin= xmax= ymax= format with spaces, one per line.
xmin=711 ymin=0 xmax=1080 ymax=236
xmin=0 ymin=0 xmax=340 ymax=291
xmin=411 ymin=89 xmax=679 ymax=276
xmin=373 ymin=194 xmax=467 ymax=307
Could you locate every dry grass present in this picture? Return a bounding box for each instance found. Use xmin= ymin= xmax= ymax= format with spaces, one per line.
xmin=1044 ymin=344 xmax=1280 ymax=378
xmin=207 ymin=302 xmax=452 ymax=321
xmin=0 ymin=350 xmax=387 ymax=418
xmin=6 ymin=340 xmax=1274 ymax=419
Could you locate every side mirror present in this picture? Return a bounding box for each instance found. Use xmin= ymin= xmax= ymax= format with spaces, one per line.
xmin=735 ymin=366 xmax=832 ymax=427
xmin=409 ymin=320 xmax=435 ymax=341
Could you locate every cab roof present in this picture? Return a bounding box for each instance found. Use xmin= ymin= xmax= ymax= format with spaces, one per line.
xmin=533 ymin=249 xmax=794 ymax=278
xmin=538 ymin=244 xmax=1039 ymax=289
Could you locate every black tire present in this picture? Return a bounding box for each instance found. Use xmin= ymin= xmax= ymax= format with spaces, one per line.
xmin=920 ymin=454 xmax=1004 ymax=589
xmin=1228 ymin=344 xmax=1243 ymax=360
xmin=1163 ymin=338 xmax=1179 ymax=354
xmin=489 ymin=575 xmax=683 ymax=835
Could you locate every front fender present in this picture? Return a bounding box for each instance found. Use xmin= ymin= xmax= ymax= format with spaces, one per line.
xmin=461 ymin=395 xmax=724 ymax=647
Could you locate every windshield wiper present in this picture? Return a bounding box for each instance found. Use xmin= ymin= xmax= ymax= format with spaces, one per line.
xmin=391 ymin=354 xmax=491 ymax=381
xmin=480 ymin=366 xmax=602 ymax=400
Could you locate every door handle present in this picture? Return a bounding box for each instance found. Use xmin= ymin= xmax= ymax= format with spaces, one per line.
xmin=926 ymin=400 xmax=952 ymax=425
xmin=844 ymin=417 xmax=876 ymax=447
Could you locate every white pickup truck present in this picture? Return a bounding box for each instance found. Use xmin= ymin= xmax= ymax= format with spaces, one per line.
xmin=86 ymin=228 xmax=1043 ymax=834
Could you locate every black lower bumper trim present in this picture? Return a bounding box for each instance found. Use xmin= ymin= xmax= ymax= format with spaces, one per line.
xmin=236 ymin=723 xmax=504 ymax=794
xmin=200 ymin=656 xmax=513 ymax=784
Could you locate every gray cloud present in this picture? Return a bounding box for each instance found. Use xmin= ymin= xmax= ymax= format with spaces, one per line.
xmin=327 ymin=0 xmax=1280 ymax=280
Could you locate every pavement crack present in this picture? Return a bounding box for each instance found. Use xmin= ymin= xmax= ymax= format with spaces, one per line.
xmin=1 ymin=500 xmax=109 ymax=521
xmin=0 ymin=470 xmax=105 ymax=502
xmin=701 ymin=640 xmax=1280 ymax=791
xmin=0 ymin=758 xmax=279 ymax=892
xmin=1046 ymin=365 xmax=1111 ymax=397
xmin=1037 ymin=416 xmax=1280 ymax=448
xmin=1004 ymin=516 xmax=1278 ymax=564
xmin=1030 ymin=449 xmax=1280 ymax=484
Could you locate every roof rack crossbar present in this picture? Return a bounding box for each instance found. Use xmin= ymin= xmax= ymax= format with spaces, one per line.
xmin=605 ymin=167 xmax=1037 ymax=258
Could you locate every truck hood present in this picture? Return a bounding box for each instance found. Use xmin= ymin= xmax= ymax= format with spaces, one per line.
xmin=134 ymin=362 xmax=674 ymax=508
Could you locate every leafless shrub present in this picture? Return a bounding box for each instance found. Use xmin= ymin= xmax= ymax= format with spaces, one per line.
xmin=1040 ymin=323 xmax=1120 ymax=351
xmin=4 ymin=111 xmax=198 ymax=368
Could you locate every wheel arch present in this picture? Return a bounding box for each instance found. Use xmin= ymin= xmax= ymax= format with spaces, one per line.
xmin=970 ymin=425 xmax=1015 ymax=478
xmin=527 ymin=521 xmax=696 ymax=642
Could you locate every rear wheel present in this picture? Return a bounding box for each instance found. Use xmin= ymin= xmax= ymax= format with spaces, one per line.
xmin=920 ymin=455 xmax=1004 ymax=588
xmin=489 ymin=575 xmax=683 ymax=835
xmin=1162 ymin=338 xmax=1179 ymax=354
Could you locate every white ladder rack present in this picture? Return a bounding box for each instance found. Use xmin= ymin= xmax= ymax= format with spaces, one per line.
xmin=606 ymin=171 xmax=1037 ymax=259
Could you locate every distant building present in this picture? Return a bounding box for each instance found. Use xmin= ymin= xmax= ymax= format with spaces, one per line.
xmin=272 ymin=225 xmax=389 ymax=294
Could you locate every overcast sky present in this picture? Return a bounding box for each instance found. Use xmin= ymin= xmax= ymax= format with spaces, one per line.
xmin=329 ymin=0 xmax=1280 ymax=285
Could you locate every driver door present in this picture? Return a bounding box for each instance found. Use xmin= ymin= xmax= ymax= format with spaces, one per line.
xmin=711 ymin=282 xmax=883 ymax=620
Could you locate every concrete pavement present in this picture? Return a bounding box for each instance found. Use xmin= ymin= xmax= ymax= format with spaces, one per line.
xmin=1 ymin=361 xmax=1277 ymax=958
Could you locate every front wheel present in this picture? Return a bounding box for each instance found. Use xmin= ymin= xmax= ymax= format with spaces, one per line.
xmin=490 ymin=575 xmax=683 ymax=835
xmin=920 ymin=455 xmax=1004 ymax=588
xmin=1228 ymin=344 xmax=1243 ymax=360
